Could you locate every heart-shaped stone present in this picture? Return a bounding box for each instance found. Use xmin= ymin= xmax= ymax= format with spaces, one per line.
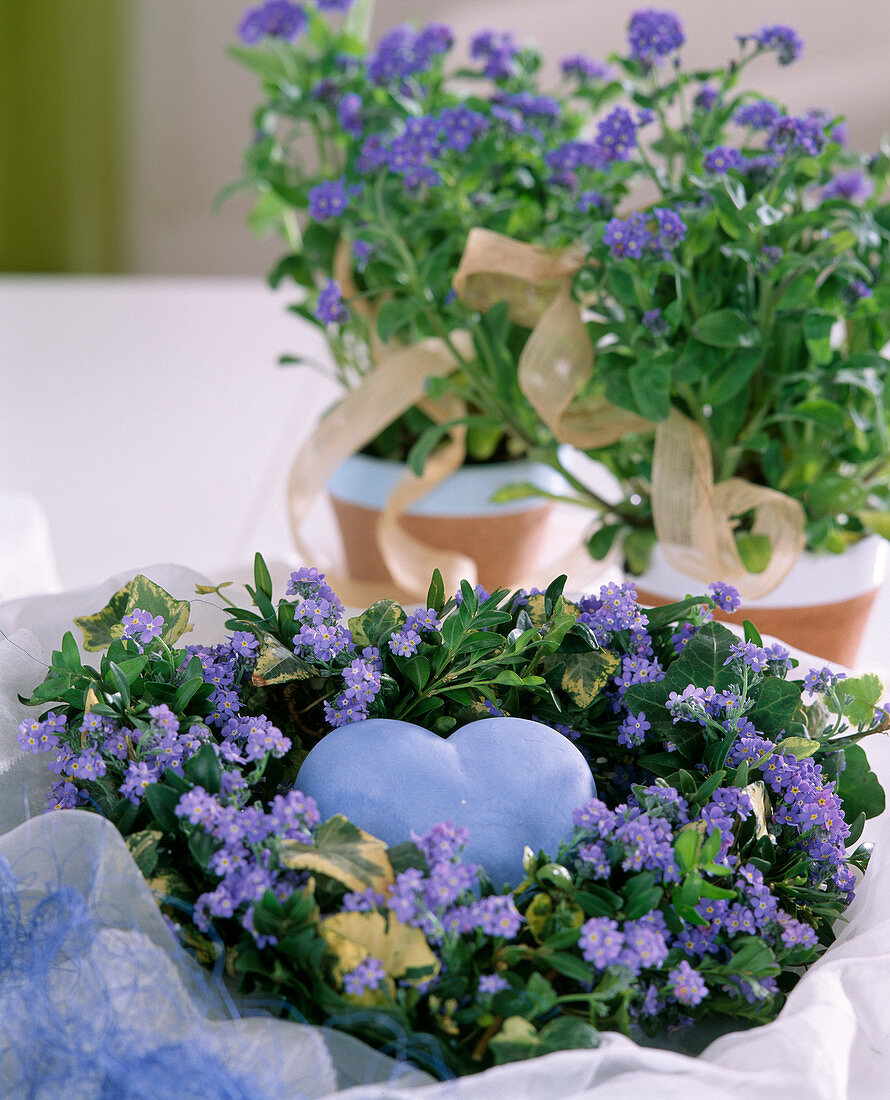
xmin=295 ymin=716 xmax=595 ymax=887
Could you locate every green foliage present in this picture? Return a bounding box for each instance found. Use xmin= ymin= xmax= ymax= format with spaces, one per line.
xmin=75 ymin=575 xmax=191 ymax=651
xmin=227 ymin=4 xmax=890 ymax=568
xmin=19 ymin=559 xmax=889 ymax=1080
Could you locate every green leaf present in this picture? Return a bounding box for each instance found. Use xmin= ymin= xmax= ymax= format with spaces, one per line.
xmin=541 ymin=953 xmax=593 ymax=985
xmin=803 ymin=310 xmax=835 ymax=366
xmin=145 ymin=784 xmax=182 ymax=833
xmin=377 ymin=298 xmax=423 ymax=343
xmin=692 ymin=309 xmax=761 ymax=349
xmin=587 ymin=524 xmax=621 ymax=561
xmin=74 ymin=580 xmax=134 ymax=650
xmin=674 ymin=826 xmax=701 ymax=873
xmin=790 ymin=399 xmax=846 ymax=432
xmin=106 ymin=662 xmax=131 ymax=707
xmin=173 ymin=676 xmax=206 ymax=712
xmin=740 ymin=678 xmax=799 ymax=737
xmin=117 ymin=655 xmax=148 ymax=683
xmin=254 ymin=552 xmax=273 ymax=600
xmin=857 ymin=510 xmax=890 ymax=539
xmin=837 ymin=744 xmax=886 ymax=821
xmin=182 ymin=743 xmax=222 ymax=795
xmin=348 ymin=600 xmax=407 ymax=650
xmin=75 ymin=575 xmax=191 ymax=651
xmin=775 ymin=735 xmax=819 ymax=760
xmin=489 ymin=1016 xmax=539 ymax=1065
xmin=703 ymin=347 xmax=761 ymax=405
xmin=623 ymin=527 xmax=657 ymax=575
xmin=668 ymin=621 xmax=739 ymax=693
xmin=126 ymin=829 xmax=162 ymax=878
xmin=426 ymin=569 xmax=445 ymax=614
xmin=386 ymin=841 xmax=428 ymax=877
xmin=628 ymin=356 xmax=671 ymax=421
xmin=558 ymin=649 xmax=621 ymax=707
xmin=839 ymin=673 xmax=883 ymax=727
xmin=401 ymin=655 xmax=431 ymax=692
xmin=188 ymin=829 xmax=217 ymax=870
xmin=252 ymin=636 xmax=317 ymax=687
xmin=735 ymin=533 xmax=772 ymax=573
xmin=227 ymin=44 xmax=290 ymax=81
xmin=60 ymin=631 xmax=82 ymax=672
xmin=574 ymin=887 xmax=622 ymax=917
xmin=538 ymin=1015 xmax=600 ymax=1054
xmin=280 ymin=814 xmax=395 ymax=894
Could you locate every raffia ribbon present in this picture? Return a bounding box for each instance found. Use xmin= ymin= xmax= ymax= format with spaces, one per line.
xmin=652 ymin=409 xmax=806 ymax=599
xmin=452 ymin=227 xmax=808 ymax=598
xmin=286 ymin=327 xmax=478 ymax=606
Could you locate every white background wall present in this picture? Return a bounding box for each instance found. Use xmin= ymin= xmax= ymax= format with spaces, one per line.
xmin=121 ymin=0 xmax=890 ymax=275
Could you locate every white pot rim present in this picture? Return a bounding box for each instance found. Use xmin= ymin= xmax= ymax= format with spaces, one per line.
xmin=327 ymin=453 xmax=568 ymax=517
xmin=634 ymin=536 xmax=888 ymax=608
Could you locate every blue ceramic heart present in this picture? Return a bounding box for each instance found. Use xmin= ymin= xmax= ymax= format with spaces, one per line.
xmin=295 ymin=716 xmax=595 ymax=887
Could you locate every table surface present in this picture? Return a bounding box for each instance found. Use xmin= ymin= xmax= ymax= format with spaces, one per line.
xmin=2 ymin=275 xmax=889 ymax=684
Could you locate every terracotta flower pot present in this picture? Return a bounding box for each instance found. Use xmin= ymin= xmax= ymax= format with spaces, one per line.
xmin=327 ymin=454 xmax=566 ymax=592
xmin=633 ymin=536 xmax=888 ymax=667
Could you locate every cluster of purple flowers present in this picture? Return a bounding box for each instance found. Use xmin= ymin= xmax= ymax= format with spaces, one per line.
xmin=387 ymin=606 xmax=442 ymax=660
xmin=237 ymin=0 xmax=307 ymax=44
xmin=708 ymin=581 xmax=742 ymax=614
xmin=366 ymin=22 xmax=453 ymax=86
xmin=573 ymin=793 xmax=685 ymax=885
xmin=627 ymin=9 xmax=685 ymax=65
xmin=469 ymin=29 xmax=521 ymax=81
xmin=288 ymin=566 xmax=352 ymax=660
xmin=802 ymin=666 xmax=846 ymax=695
xmin=307 ymin=176 xmax=352 ymax=221
xmin=323 ymin=652 xmax=382 ymax=727
xmin=122 ymin=608 xmax=165 ymax=648
xmin=580 ymin=912 xmax=670 ymax=975
xmin=490 ymin=92 xmax=562 ymax=140
xmin=343 ymin=955 xmax=387 ymax=995
xmin=569 ymin=778 xmax=827 ymax=1012
xmin=340 ymin=821 xmax=523 ymax=954
xmin=314 ymin=279 xmax=347 ymax=325
xmin=703 ymin=145 xmax=746 ymax=175
xmin=578 ymin=581 xmax=649 ymax=644
xmin=822 ymin=170 xmax=874 ymax=204
xmin=768 ymin=114 xmax=826 ymax=158
xmin=560 ymin=54 xmax=610 ymax=83
xmin=742 ymin=24 xmax=804 ymax=66
xmin=734 ymin=99 xmax=781 ymax=131
xmin=601 ymin=207 xmax=688 ymax=261
xmin=356 ymin=107 xmax=491 ymax=189
xmin=179 ymin=786 xmax=320 ymax=943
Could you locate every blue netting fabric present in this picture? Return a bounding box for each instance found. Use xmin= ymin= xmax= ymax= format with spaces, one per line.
xmin=0 ymin=811 xmax=434 ymax=1099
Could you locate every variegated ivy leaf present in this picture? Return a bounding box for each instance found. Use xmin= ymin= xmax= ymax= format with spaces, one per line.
xmin=74 ymin=575 xmax=191 ymax=651
xmin=279 ymin=814 xmax=395 ymax=895
xmin=524 ymin=892 xmax=553 ymax=943
xmin=775 ymin=736 xmax=819 ymax=761
xmin=125 ymin=828 xmax=163 ymax=878
xmin=523 ymin=593 xmax=580 ymax=627
xmin=319 ymin=909 xmax=440 ymax=1001
xmin=558 ymin=649 xmax=621 ymax=708
xmin=839 ymin=673 xmax=883 ymax=728
xmin=348 ymin=600 xmax=406 ymax=650
xmin=743 ymin=781 xmax=771 ymax=840
xmin=251 ymin=636 xmax=317 ymax=687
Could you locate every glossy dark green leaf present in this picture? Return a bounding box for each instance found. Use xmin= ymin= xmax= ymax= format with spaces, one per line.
xmin=837 ymin=744 xmax=886 ymax=821
xmin=182 ymin=743 xmax=222 ymax=795
xmin=145 ymin=783 xmax=182 ymax=833
xmin=692 ymin=309 xmax=761 ymax=349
